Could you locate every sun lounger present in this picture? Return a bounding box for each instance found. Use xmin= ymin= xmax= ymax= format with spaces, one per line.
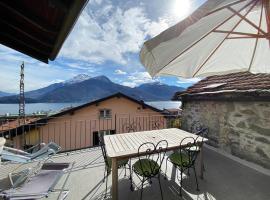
xmin=1 ymin=142 xmax=61 ymax=163
xmin=1 ymin=142 xmax=62 ymax=186
xmin=0 ymin=162 xmax=74 ymax=200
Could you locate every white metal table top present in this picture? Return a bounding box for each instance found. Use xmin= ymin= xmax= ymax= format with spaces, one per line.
xmin=104 ymin=128 xmax=206 ymax=158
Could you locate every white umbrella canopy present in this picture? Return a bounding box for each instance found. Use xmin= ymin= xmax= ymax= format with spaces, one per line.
xmin=140 ymin=0 xmax=270 ymax=78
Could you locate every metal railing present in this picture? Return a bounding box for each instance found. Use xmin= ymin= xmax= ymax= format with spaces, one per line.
xmin=0 ymin=113 xmax=181 ymax=152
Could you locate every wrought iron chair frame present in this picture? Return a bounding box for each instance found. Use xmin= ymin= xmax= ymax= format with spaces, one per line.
xmin=131 ymin=140 xmax=168 ymax=200
xmin=99 ymin=136 xmax=132 ymax=198
xmin=165 ymin=137 xmax=201 ymax=197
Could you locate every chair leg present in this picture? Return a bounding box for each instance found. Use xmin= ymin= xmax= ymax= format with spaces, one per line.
xmin=179 ymin=170 xmax=183 ymax=197
xmin=129 ymin=160 xmax=132 ymax=180
xmin=158 ymin=174 xmax=164 ymax=200
xmin=103 ymin=166 xmax=106 ymax=183
xmin=193 ymin=166 xmax=199 ymax=191
xmin=164 ymin=157 xmax=169 ymax=180
xmin=105 ymin=170 xmax=109 ymax=198
xmin=124 ymin=166 xmax=127 ymax=177
xmin=140 ymin=178 xmax=144 ymax=200
xmin=203 ymin=162 xmax=206 ymax=171
xmin=129 ymin=161 xmax=134 ymax=191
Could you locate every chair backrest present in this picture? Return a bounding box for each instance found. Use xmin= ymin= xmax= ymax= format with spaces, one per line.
xmin=137 ymin=140 xmax=168 ymax=177
xmin=179 ymin=137 xmax=200 ymax=168
xmin=190 ymin=121 xmax=208 ymax=137
xmin=30 ymin=142 xmax=61 ymax=159
xmin=99 ymin=135 xmax=109 ymax=169
xmin=190 ymin=121 xmax=203 ymax=133
xmin=196 ymin=127 xmax=209 ymax=138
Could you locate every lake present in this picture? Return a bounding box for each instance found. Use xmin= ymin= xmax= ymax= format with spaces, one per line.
xmin=0 ymin=101 xmax=182 ymax=115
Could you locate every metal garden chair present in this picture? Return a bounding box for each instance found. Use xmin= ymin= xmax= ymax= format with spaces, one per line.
xmin=131 ymin=140 xmax=168 ymax=200
xmin=165 ymin=137 xmax=201 ymax=197
xmin=99 ymin=136 xmax=131 ymax=198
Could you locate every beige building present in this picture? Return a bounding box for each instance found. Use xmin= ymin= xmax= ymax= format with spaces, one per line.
xmin=174 ymin=72 xmax=270 ymax=169
xmin=9 ymin=93 xmax=166 ymax=151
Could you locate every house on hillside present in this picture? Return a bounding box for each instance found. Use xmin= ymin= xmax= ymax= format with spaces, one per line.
xmin=2 ymin=93 xmax=177 ymax=151
xmin=174 ymin=72 xmax=270 ymax=169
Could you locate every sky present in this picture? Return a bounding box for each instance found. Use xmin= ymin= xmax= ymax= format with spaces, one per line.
xmin=0 ymin=0 xmax=205 ymax=93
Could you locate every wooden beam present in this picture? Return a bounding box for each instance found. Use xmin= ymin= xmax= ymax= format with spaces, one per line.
xmin=0 ymin=19 xmax=54 ymax=47
xmin=0 ymin=1 xmax=58 ymax=34
xmin=213 ymin=30 xmax=268 ymax=38
xmin=248 ymin=1 xmax=264 ymax=71
xmin=0 ymin=34 xmax=49 ymax=62
xmin=227 ymin=6 xmax=267 ymax=35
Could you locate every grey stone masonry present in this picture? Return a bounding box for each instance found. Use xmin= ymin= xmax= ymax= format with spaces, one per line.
xmin=181 ymin=101 xmax=270 ymax=169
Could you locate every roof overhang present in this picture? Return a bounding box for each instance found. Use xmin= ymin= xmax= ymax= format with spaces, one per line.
xmin=0 ymin=0 xmax=88 ymax=63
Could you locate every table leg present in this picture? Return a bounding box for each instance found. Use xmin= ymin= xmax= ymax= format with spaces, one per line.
xmin=199 ymin=145 xmax=204 ymax=179
xmin=112 ymin=157 xmax=118 ymax=200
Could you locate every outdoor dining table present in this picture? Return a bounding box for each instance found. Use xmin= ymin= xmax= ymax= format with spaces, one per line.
xmin=104 ymin=128 xmax=208 ymax=200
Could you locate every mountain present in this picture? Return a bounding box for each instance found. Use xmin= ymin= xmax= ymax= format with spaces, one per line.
xmin=0 ymin=95 xmax=37 ymax=103
xmin=24 ymin=82 xmax=65 ymax=99
xmin=0 ymin=91 xmax=15 ymax=97
xmin=64 ymin=74 xmax=91 ymax=85
xmin=37 ymin=75 xmax=160 ymax=102
xmin=0 ymin=75 xmax=184 ymax=103
xmin=135 ymin=82 xmax=182 ymax=101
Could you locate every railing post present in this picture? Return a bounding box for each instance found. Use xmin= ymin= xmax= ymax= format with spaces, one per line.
xmin=115 ymin=114 xmax=117 ymax=134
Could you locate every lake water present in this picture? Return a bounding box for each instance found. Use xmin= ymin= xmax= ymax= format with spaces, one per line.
xmin=0 ymin=101 xmax=182 ymax=115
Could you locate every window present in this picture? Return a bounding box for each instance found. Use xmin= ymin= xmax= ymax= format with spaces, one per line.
xmin=99 ymin=109 xmax=112 ymax=119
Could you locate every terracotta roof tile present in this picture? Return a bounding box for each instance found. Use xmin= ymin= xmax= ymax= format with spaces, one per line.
xmin=0 ymin=117 xmax=40 ymax=133
xmin=176 ymin=72 xmax=270 ymax=98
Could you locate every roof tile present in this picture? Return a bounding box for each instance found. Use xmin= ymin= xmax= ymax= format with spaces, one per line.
xmin=176 ymin=72 xmax=270 ymax=98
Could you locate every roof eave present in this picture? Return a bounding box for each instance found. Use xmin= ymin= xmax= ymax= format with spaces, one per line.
xmin=49 ymin=0 xmax=88 ymax=61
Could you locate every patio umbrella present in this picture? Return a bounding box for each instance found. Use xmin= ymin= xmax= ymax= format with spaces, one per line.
xmin=140 ymin=0 xmax=270 ymax=78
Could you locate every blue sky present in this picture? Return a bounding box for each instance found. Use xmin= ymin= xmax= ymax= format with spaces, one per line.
xmin=0 ymin=0 xmax=205 ymax=93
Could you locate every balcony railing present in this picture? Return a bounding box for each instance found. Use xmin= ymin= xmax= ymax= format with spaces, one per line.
xmin=0 ymin=113 xmax=181 ymax=152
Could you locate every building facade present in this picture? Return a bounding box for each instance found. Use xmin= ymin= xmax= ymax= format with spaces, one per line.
xmin=9 ymin=93 xmax=170 ymax=151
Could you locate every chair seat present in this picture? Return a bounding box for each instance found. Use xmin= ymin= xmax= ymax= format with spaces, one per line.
xmin=133 ymin=159 xmax=160 ymax=177
xmin=168 ymin=152 xmax=190 ymax=167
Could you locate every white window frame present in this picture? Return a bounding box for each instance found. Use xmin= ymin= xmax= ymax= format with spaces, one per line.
xmin=99 ymin=109 xmax=112 ymax=119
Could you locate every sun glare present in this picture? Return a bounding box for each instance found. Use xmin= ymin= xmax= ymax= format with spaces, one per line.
xmin=173 ymin=0 xmax=191 ymax=19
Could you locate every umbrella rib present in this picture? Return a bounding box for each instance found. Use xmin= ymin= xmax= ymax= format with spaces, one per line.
xmin=214 ymin=30 xmax=268 ymax=38
xmin=157 ymin=0 xmax=257 ymax=76
xmin=227 ymin=35 xmax=266 ymax=39
xmin=248 ymin=0 xmax=264 ymax=71
xmin=205 ymin=0 xmax=246 ymax=16
xmin=193 ymin=0 xmax=259 ymax=77
xmin=263 ymin=0 xmax=270 ymax=47
xmin=227 ymin=6 xmax=267 ymax=35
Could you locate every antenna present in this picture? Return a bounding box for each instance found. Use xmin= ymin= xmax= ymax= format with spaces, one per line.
xmin=19 ymin=62 xmax=25 ymax=125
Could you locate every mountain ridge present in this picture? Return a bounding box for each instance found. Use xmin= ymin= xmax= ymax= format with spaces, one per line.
xmin=0 ymin=75 xmax=184 ymax=103
xmin=0 ymin=91 xmax=15 ymax=97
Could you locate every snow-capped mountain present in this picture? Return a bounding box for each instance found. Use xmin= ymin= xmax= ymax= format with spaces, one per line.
xmin=0 ymin=75 xmax=184 ymax=103
xmin=64 ymin=74 xmax=91 ymax=84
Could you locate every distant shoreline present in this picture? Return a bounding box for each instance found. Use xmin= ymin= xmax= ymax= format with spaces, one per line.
xmin=0 ymin=101 xmax=181 ymax=115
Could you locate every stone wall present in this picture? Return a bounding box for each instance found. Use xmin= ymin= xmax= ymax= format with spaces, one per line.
xmin=181 ymin=100 xmax=270 ymax=169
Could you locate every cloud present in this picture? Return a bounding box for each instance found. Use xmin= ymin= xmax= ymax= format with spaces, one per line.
xmin=122 ymin=71 xmax=158 ymax=87
xmin=114 ymin=69 xmax=127 ymax=75
xmin=60 ymin=5 xmax=148 ymax=65
xmin=177 ymin=77 xmax=201 ymax=84
xmin=60 ymin=1 xmax=179 ymax=66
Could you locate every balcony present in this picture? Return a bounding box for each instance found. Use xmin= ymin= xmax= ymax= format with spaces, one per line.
xmin=0 ymin=144 xmax=269 ymax=200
